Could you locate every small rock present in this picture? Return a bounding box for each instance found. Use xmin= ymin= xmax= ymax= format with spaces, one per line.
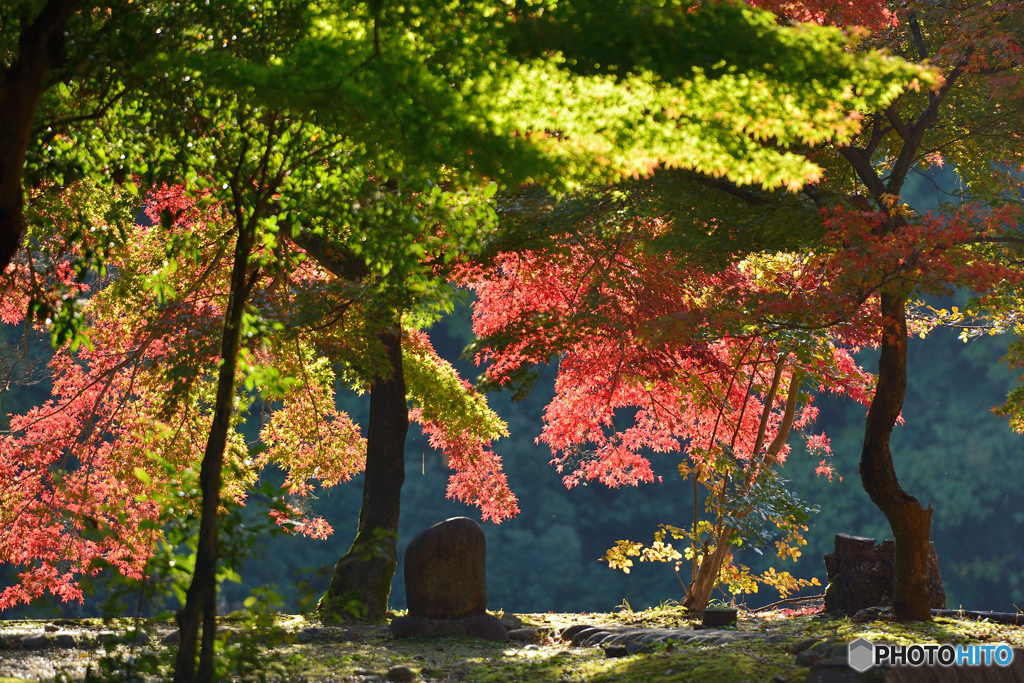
xmin=582 ymin=630 xmax=613 ymax=646
xmin=711 ymin=636 xmax=736 ymax=645
xmin=54 ymin=633 xmax=77 ymax=647
xmin=624 ymin=641 xmax=651 ymax=655
xmin=162 ymin=629 xmax=181 ymax=645
xmin=810 ymin=639 xmax=835 ymax=655
xmin=321 ymin=625 xmax=349 ymax=639
xmin=813 ymin=656 xmax=851 ymax=668
xmin=508 ymin=628 xmax=540 ymax=642
xmin=570 ymin=627 xmax=605 ymax=646
xmin=829 ymin=642 xmax=850 ymax=659
xmin=795 ymin=649 xmax=821 ymax=667
xmin=772 ymin=676 xmax=789 ymax=683
xmin=497 ymin=612 xmax=524 ymax=631
xmin=413 ymin=654 xmax=425 ymax=660
xmin=386 ymin=665 xmax=416 ymax=682
xmin=21 ymin=633 xmax=49 ymax=649
xmin=559 ymin=624 xmax=595 ymax=642
xmin=297 ymin=626 xmax=324 ymax=642
xmin=435 ymin=644 xmax=445 ymax=652
xmin=765 ymin=634 xmax=791 ymax=643
xmin=790 ymin=637 xmax=823 ymax=654
xmin=604 ymin=645 xmax=629 ymax=658
xmin=215 ymin=626 xmax=241 ymax=642
xmin=44 ymin=623 xmax=59 ymax=632
xmin=124 ymin=629 xmax=151 ymax=645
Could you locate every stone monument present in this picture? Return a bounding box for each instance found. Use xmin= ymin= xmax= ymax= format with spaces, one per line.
xmin=390 ymin=517 xmax=507 ymax=641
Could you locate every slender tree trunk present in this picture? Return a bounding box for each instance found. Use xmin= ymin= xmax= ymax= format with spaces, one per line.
xmin=173 ymin=224 xmax=256 ymax=683
xmin=318 ymin=329 xmax=408 ymax=621
xmin=681 ymin=363 xmax=800 ymax=611
xmin=681 ymin=526 xmax=734 ymax=611
xmin=860 ymin=290 xmax=933 ymax=621
xmin=0 ymin=0 xmax=78 ymax=272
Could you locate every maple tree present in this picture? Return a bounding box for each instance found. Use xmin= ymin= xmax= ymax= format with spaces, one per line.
xmin=465 ymin=222 xmax=870 ymax=610
xmin=468 ymin=182 xmax=1023 ymax=613
xmin=0 ymin=178 xmax=517 ymax=651
xmin=3 ymin=0 xmax=931 ymax=280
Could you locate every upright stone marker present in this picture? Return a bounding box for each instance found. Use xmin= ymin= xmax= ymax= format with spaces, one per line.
xmin=390 ymin=517 xmax=507 ymax=641
xmin=404 ymin=516 xmax=488 ymax=617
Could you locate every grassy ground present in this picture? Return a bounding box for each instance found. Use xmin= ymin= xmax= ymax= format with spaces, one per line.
xmin=1 ymin=604 xmax=1022 ymax=682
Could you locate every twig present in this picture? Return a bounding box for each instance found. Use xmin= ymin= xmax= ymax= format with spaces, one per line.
xmin=749 ymin=594 xmax=826 ymax=613
xmin=932 ymin=609 xmax=1024 ymax=625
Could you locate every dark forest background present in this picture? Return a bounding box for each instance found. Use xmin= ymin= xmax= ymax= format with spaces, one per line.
xmin=4 ymin=167 xmax=1024 ymax=617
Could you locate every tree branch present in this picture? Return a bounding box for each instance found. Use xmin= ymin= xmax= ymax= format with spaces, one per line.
xmin=690 ymin=172 xmax=768 ymax=205
xmin=288 ymin=230 xmax=369 ymax=281
xmin=908 ymin=13 xmax=928 ymax=61
xmin=884 ymin=106 xmax=914 ymax=144
xmin=838 ymin=147 xmax=887 ymax=197
xmin=887 ymin=63 xmax=965 ymax=195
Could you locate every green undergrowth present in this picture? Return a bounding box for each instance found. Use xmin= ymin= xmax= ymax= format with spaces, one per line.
xmin=1 ymin=606 xmax=1023 ymax=682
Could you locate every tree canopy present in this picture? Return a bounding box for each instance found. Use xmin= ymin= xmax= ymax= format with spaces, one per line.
xmin=2 ymin=0 xmax=1009 ymax=656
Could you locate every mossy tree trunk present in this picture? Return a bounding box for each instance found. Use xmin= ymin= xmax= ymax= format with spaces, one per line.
xmin=319 ymin=329 xmax=408 ymax=621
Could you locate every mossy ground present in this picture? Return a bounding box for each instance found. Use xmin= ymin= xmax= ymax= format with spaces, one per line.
xmin=1 ymin=605 xmax=1022 ymax=682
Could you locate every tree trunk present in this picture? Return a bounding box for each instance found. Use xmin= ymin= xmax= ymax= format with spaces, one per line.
xmin=681 ymin=365 xmax=800 ymax=611
xmin=318 ymin=329 xmax=407 ymax=621
xmin=860 ymin=290 xmax=933 ymax=621
xmin=0 ymin=0 xmax=78 ymax=272
xmin=681 ymin=526 xmax=733 ymax=611
xmin=173 ymin=224 xmax=256 ymax=683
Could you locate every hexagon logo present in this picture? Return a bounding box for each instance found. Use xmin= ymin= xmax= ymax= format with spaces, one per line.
xmin=848 ymin=638 xmax=875 ymax=673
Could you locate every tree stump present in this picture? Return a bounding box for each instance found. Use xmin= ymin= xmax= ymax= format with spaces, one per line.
xmin=823 ymin=534 xmax=946 ymax=615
